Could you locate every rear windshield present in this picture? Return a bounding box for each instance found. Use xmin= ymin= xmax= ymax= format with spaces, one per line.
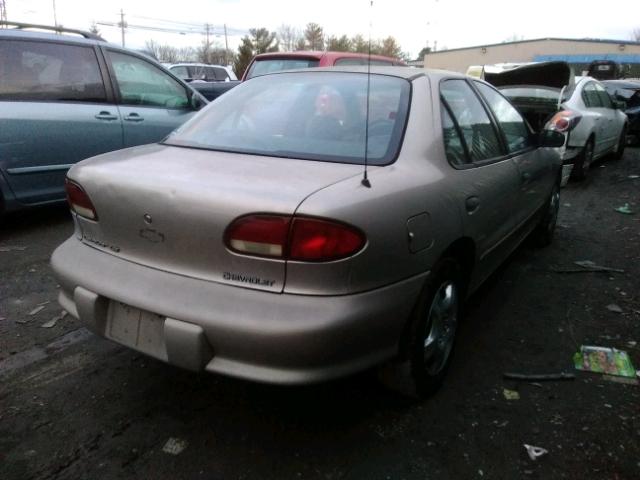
xmin=165 ymin=72 xmax=410 ymax=165
xmin=246 ymin=58 xmax=320 ymax=79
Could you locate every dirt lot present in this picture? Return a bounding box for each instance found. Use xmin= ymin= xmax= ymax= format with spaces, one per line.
xmin=1 ymin=148 xmax=639 ymax=480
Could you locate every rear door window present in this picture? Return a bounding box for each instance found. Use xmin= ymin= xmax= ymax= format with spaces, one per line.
xmin=440 ymin=79 xmax=503 ymax=162
xmin=0 ymin=40 xmax=106 ymax=102
xmin=474 ymin=82 xmax=532 ymax=153
xmin=107 ymin=51 xmax=189 ymax=108
xmin=582 ymin=82 xmax=602 ymax=108
xmin=441 ymin=105 xmax=468 ymax=166
xmin=594 ymin=83 xmax=613 ymax=108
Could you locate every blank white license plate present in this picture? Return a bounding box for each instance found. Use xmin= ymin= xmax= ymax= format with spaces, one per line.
xmin=107 ymin=302 xmax=167 ymax=360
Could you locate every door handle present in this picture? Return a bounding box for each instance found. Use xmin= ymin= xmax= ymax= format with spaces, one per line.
xmin=465 ymin=196 xmax=480 ymax=213
xmin=95 ymin=111 xmax=118 ymax=121
xmin=124 ymin=113 xmax=144 ymax=122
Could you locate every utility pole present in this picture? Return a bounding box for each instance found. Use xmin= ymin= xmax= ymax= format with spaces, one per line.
xmin=118 ymin=9 xmax=126 ymax=47
xmin=203 ymin=23 xmax=212 ymax=63
xmin=52 ymin=0 xmax=58 ymax=30
xmin=224 ymin=24 xmax=229 ymax=65
xmin=0 ymin=0 xmax=7 ymax=25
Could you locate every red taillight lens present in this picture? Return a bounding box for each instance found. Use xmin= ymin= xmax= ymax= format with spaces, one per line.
xmin=289 ymin=218 xmax=365 ymax=262
xmin=64 ymin=178 xmax=98 ymax=220
xmin=224 ymin=215 xmax=290 ymax=258
xmin=224 ymin=214 xmax=366 ymax=262
xmin=547 ymin=110 xmax=582 ymax=133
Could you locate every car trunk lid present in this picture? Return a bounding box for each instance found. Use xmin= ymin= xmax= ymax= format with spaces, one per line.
xmin=484 ymin=62 xmax=575 ymax=133
xmin=70 ymin=144 xmax=362 ymax=293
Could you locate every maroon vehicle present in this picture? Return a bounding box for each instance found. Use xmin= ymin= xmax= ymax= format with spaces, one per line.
xmin=242 ymin=51 xmax=406 ymax=80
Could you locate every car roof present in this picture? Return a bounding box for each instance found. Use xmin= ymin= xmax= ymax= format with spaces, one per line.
xmin=169 ymin=63 xmax=229 ymax=68
xmin=251 ymin=65 xmax=462 ymax=82
xmin=252 ymin=50 xmax=404 ymax=63
xmin=0 ymin=28 xmax=109 ymax=47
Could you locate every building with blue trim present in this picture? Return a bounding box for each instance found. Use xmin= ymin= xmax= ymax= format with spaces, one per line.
xmin=424 ymin=37 xmax=640 ymax=76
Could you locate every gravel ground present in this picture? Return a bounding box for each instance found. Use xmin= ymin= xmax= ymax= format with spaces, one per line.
xmin=1 ymin=148 xmax=639 ymax=480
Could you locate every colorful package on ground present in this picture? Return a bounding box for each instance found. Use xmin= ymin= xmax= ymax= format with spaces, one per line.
xmin=573 ymin=346 xmax=636 ymax=378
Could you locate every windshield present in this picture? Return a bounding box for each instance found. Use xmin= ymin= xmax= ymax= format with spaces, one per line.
xmin=165 ymin=71 xmax=410 ymax=165
xmin=245 ymin=58 xmax=320 ymax=79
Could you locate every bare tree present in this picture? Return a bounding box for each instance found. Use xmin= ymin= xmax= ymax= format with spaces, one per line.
xmin=145 ymin=40 xmax=180 ymax=63
xmin=277 ymin=24 xmax=301 ymax=52
xmin=632 ymin=28 xmax=640 ymax=42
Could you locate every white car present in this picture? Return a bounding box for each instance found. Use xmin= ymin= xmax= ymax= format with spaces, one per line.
xmin=484 ymin=62 xmax=628 ymax=184
xmin=167 ymin=63 xmax=237 ymax=83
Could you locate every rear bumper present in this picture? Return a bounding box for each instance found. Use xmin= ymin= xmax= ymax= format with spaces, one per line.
xmin=52 ymin=238 xmax=426 ymax=384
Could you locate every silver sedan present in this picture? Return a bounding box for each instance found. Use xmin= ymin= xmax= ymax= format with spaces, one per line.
xmin=52 ymin=67 xmax=563 ymax=397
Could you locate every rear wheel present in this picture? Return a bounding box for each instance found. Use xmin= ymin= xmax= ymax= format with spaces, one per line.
xmin=382 ymin=258 xmax=463 ymax=398
xmin=573 ymin=138 xmax=594 ymax=180
xmin=612 ymin=126 xmax=627 ymax=160
xmin=532 ymin=183 xmax=560 ymax=247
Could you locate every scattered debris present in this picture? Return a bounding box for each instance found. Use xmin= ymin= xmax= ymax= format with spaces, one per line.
xmin=603 ymin=375 xmax=639 ymax=386
xmin=0 ymin=245 xmax=27 ymax=252
xmin=629 ymin=175 xmax=639 ymax=179
xmin=606 ymin=304 xmax=624 ymax=314
xmin=37 ymin=300 xmax=50 ymax=306
xmin=504 ymin=372 xmax=575 ymax=382
xmin=627 ymin=341 xmax=637 ymax=348
xmin=563 ymin=203 xmax=571 ymax=207
xmin=41 ymin=311 xmax=67 ymax=329
xmin=524 ymin=444 xmax=548 ymax=461
xmin=548 ymin=260 xmax=625 ymax=274
xmin=503 ymin=388 xmax=520 ymax=400
xmin=40 ymin=319 xmax=57 ymax=329
xmin=162 ymin=437 xmax=188 ymax=455
xmin=573 ymin=260 xmax=625 ymax=273
xmin=28 ymin=306 xmax=45 ymax=316
xmin=613 ymin=203 xmax=633 ymax=215
xmin=574 ymin=346 xmax=636 ymax=378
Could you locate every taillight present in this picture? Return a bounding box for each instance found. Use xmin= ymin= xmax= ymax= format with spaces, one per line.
xmin=64 ymin=178 xmax=98 ymax=220
xmin=547 ymin=110 xmax=582 ymax=133
xmin=224 ymin=215 xmax=289 ymax=257
xmin=224 ymin=214 xmax=366 ymax=262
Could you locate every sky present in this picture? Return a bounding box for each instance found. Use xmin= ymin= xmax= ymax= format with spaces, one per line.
xmin=8 ymin=0 xmax=640 ymax=59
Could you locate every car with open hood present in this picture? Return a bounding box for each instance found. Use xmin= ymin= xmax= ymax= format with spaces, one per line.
xmin=484 ymin=61 xmax=628 ymax=183
xmin=51 ymin=66 xmax=564 ymax=397
xmin=602 ymin=79 xmax=640 ymax=144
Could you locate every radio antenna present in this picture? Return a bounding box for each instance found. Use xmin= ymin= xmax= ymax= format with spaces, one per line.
xmin=361 ymin=0 xmax=373 ymax=188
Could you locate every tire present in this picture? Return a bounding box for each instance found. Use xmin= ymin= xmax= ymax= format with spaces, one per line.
xmin=387 ymin=258 xmax=463 ymax=398
xmin=532 ymin=183 xmax=560 ymax=247
xmin=612 ymin=126 xmax=627 ymax=160
xmin=573 ymin=138 xmax=594 ymax=180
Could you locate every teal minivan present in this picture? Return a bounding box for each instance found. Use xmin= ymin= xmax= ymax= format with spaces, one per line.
xmin=0 ymin=24 xmax=207 ymax=214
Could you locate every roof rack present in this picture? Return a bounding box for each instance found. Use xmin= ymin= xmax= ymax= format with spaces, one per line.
xmin=0 ymin=20 xmax=105 ymax=41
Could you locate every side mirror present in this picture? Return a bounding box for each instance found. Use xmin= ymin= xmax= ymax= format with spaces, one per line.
xmin=189 ymin=91 xmax=206 ymax=111
xmin=539 ymin=130 xmax=566 ymax=148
